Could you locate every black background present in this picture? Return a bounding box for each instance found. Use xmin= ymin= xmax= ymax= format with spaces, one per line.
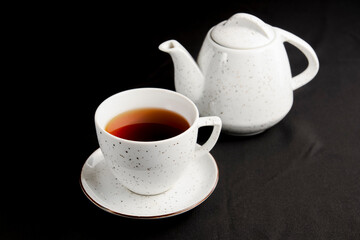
xmin=3 ymin=0 xmax=360 ymax=239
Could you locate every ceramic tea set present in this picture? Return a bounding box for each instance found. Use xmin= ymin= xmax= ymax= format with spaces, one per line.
xmin=80 ymin=13 xmax=319 ymax=218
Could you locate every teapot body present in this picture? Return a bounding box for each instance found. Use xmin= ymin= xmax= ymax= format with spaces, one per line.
xmin=197 ymin=29 xmax=293 ymax=135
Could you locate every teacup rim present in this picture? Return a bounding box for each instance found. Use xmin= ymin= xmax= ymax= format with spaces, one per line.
xmin=94 ymin=87 xmax=200 ymax=145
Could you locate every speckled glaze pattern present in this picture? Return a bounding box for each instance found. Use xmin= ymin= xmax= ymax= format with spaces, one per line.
xmin=80 ymin=148 xmax=219 ymax=219
xmin=210 ymin=13 xmax=275 ymax=49
xmin=197 ymin=29 xmax=295 ymax=135
xmin=94 ymin=88 xmax=221 ymax=195
xmin=159 ymin=13 xmax=319 ymax=135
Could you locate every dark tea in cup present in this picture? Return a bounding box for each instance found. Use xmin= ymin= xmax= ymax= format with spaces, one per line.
xmin=105 ymin=108 xmax=190 ymax=141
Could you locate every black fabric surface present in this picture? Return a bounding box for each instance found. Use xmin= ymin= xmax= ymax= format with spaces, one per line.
xmin=3 ymin=1 xmax=360 ymax=239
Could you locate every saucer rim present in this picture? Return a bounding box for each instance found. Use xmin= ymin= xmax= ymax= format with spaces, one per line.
xmin=80 ymin=148 xmax=219 ymax=219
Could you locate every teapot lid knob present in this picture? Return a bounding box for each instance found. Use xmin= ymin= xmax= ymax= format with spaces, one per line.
xmin=211 ymin=13 xmax=274 ymax=49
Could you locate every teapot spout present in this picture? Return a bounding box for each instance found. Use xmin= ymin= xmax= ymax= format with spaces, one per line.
xmin=159 ymin=40 xmax=204 ymax=103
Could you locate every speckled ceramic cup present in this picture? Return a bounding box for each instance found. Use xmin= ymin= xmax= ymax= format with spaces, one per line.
xmin=95 ymin=88 xmax=222 ymax=195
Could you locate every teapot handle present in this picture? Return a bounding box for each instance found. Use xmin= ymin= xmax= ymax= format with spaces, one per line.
xmin=275 ymin=27 xmax=320 ymax=90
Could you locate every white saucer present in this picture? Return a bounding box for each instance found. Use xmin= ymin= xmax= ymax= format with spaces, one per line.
xmin=80 ymin=148 xmax=219 ymax=219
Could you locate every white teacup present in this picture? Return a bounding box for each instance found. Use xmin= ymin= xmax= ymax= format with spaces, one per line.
xmin=95 ymin=88 xmax=222 ymax=195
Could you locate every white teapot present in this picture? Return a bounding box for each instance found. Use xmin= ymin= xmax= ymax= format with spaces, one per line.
xmin=159 ymin=13 xmax=319 ymax=135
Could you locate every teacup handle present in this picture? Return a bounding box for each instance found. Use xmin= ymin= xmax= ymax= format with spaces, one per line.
xmin=195 ymin=116 xmax=222 ymax=157
xmin=275 ymin=27 xmax=320 ymax=90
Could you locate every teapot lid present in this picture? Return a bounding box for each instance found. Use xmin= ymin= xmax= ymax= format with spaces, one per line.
xmin=211 ymin=13 xmax=274 ymax=49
